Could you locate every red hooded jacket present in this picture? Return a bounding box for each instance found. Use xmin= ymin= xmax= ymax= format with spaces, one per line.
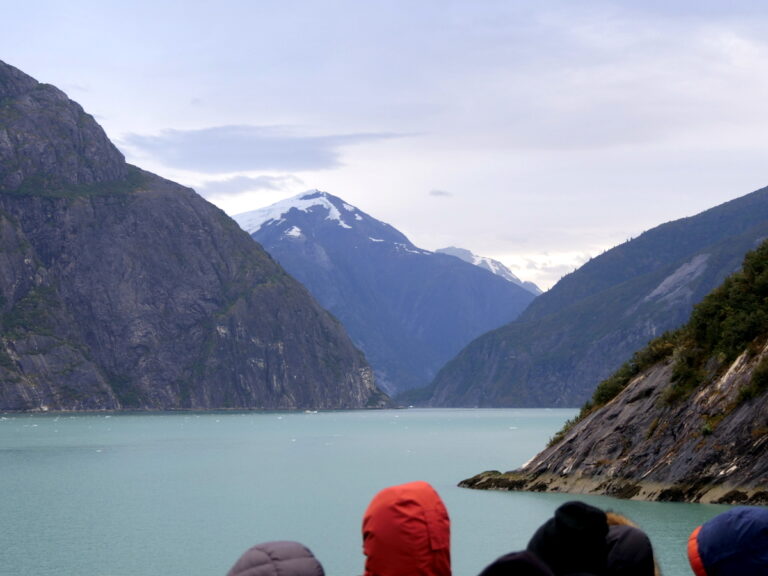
xmin=362 ymin=481 xmax=451 ymax=576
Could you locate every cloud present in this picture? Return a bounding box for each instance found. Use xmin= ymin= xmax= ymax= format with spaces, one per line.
xmin=429 ymin=189 xmax=453 ymax=197
xmin=121 ymin=125 xmax=399 ymax=173
xmin=196 ymin=175 xmax=304 ymax=198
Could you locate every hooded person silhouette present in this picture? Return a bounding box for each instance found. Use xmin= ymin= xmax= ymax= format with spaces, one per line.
xmin=362 ymin=481 xmax=451 ymax=576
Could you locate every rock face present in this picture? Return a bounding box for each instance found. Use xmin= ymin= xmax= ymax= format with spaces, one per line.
xmin=234 ymin=191 xmax=536 ymax=394
xmin=460 ymin=243 xmax=768 ymax=503
xmin=0 ymin=60 xmax=386 ymax=411
xmin=0 ymin=62 xmax=128 ymax=191
xmin=461 ymin=357 xmax=767 ymax=504
xmin=429 ymin=185 xmax=768 ymax=407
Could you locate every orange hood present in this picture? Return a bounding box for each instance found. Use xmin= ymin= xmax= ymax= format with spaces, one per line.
xmin=362 ymin=481 xmax=451 ymax=576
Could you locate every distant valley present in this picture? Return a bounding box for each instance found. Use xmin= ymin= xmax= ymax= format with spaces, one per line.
xmin=234 ymin=191 xmax=537 ymax=394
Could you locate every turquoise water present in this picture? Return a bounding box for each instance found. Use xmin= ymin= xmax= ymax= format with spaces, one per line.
xmin=1 ymin=409 xmax=730 ymax=575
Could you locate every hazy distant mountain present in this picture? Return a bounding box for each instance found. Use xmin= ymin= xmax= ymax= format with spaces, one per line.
xmin=234 ymin=191 xmax=536 ymax=393
xmin=428 ymin=184 xmax=768 ymax=407
xmin=436 ymin=246 xmax=542 ymax=295
xmin=0 ymin=59 xmax=385 ymax=411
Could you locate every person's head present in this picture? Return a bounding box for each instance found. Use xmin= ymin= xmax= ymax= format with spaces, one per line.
xmin=362 ymin=480 xmax=451 ymax=576
xmin=605 ymin=512 xmax=659 ymax=576
xmin=477 ymin=550 xmax=555 ymax=576
xmin=688 ymin=506 xmax=768 ymax=576
xmin=527 ymin=501 xmax=609 ymax=576
xmin=226 ymin=540 xmax=324 ymax=576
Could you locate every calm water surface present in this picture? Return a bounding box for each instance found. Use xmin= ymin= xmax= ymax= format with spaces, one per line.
xmin=1 ymin=409 xmax=732 ymax=576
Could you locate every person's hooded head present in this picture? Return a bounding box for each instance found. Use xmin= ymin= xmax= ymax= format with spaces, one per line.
xmin=362 ymin=480 xmax=451 ymax=576
xmin=527 ymin=501 xmax=609 ymax=576
xmin=605 ymin=512 xmax=658 ymax=576
xmin=477 ymin=550 xmax=556 ymax=576
xmin=226 ymin=541 xmax=324 ymax=576
xmin=687 ymin=506 xmax=768 ymax=576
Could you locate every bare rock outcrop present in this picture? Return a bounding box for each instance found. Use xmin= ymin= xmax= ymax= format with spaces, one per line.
xmin=461 ymin=338 xmax=767 ymax=504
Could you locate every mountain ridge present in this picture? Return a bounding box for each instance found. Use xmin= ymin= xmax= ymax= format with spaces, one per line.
xmin=428 ymin=185 xmax=768 ymax=407
xmin=435 ymin=246 xmax=541 ymax=295
xmin=234 ymin=191 xmax=537 ymax=393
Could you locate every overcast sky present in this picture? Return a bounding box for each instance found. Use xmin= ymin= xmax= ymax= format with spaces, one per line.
xmin=4 ymin=1 xmax=768 ymax=289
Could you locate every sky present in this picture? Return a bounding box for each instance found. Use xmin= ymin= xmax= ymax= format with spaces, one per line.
xmin=4 ymin=1 xmax=768 ymax=290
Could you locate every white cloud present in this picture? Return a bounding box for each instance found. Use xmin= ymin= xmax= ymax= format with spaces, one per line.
xmin=196 ymin=174 xmax=304 ymax=198
xmin=120 ymin=126 xmax=400 ymax=173
xmin=5 ymin=1 xmax=768 ymax=293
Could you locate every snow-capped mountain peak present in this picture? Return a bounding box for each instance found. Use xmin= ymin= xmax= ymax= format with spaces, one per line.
xmin=436 ymin=246 xmax=542 ymax=295
xmin=232 ymin=190 xmax=425 ymax=251
xmin=233 ymin=190 xmax=358 ymax=234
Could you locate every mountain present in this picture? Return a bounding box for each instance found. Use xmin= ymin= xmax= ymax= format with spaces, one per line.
xmin=435 ymin=246 xmax=542 ymax=295
xmin=428 ymin=185 xmax=768 ymax=407
xmin=234 ymin=192 xmax=537 ymax=393
xmin=460 ymin=240 xmax=768 ymax=504
xmin=0 ymin=60 xmax=386 ymax=411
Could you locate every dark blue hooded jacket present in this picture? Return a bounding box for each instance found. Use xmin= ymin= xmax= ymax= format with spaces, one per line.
xmin=688 ymin=506 xmax=768 ymax=576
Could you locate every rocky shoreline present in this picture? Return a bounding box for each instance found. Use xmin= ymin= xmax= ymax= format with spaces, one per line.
xmin=459 ymin=470 xmax=768 ymax=505
xmin=459 ymin=342 xmax=768 ymax=504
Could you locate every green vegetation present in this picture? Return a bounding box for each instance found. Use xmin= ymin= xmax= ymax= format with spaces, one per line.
xmin=1 ymin=286 xmax=59 ymax=337
xmin=739 ymin=355 xmax=768 ymax=402
xmin=7 ymin=165 xmax=145 ymax=198
xmin=108 ymin=372 xmax=143 ymax=408
xmin=701 ymin=412 xmax=725 ymax=437
xmin=590 ymin=332 xmax=678 ymax=408
xmin=663 ymin=239 xmax=768 ymax=404
xmin=549 ymin=240 xmax=768 ymax=446
xmin=689 ymin=240 xmax=768 ymax=361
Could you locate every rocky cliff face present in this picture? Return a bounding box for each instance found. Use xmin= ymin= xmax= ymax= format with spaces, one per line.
xmin=0 ymin=60 xmax=386 ymax=411
xmin=461 ymin=355 xmax=767 ymax=504
xmin=460 ymin=243 xmax=768 ymax=503
xmin=0 ymin=61 xmax=128 ymax=191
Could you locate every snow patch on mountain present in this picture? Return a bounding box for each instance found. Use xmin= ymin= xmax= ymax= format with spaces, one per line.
xmin=395 ymin=243 xmax=431 ymax=255
xmin=437 ymin=246 xmax=542 ymax=295
xmin=233 ymin=190 xmax=354 ymax=234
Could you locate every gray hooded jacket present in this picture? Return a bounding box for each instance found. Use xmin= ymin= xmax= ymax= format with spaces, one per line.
xmin=226 ymin=541 xmax=325 ymax=576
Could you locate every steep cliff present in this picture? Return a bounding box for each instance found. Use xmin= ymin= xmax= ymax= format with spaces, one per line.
xmin=460 ymin=242 xmax=768 ymax=503
xmin=0 ymin=60 xmax=386 ymax=411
